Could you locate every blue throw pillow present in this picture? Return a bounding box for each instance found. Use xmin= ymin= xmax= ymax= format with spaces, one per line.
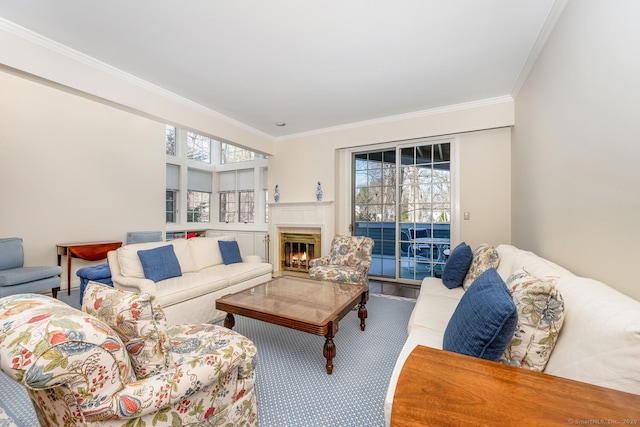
xmin=441 ymin=242 xmax=473 ymax=289
xmin=137 ymin=245 xmax=182 ymax=283
xmin=443 ymin=268 xmax=517 ymax=361
xmin=218 ymin=240 xmax=243 ymax=265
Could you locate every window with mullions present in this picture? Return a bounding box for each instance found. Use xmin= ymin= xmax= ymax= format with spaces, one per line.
xmin=187 ymin=191 xmax=210 ymax=222
xmin=166 ymin=125 xmax=176 ymax=156
xmin=165 ymin=124 xmax=266 ymax=225
xmin=166 ymin=190 xmax=177 ymax=222
xmin=353 ymin=141 xmax=451 ymax=282
xmin=187 ymin=168 xmax=212 ymax=223
xmin=187 ymin=132 xmax=211 ymax=163
xmin=218 ymin=169 xmax=255 ymax=223
xmin=239 ymin=190 xmax=255 ymax=223
xmin=166 ymin=164 xmax=180 ymax=223
xmin=221 ymin=143 xmax=254 ymax=164
xmin=354 ymin=150 xmax=397 ymax=278
xmin=262 ymin=167 xmax=268 ymax=223
xmin=399 ymin=143 xmax=451 ymax=280
xmin=219 ymin=191 xmax=237 ymax=222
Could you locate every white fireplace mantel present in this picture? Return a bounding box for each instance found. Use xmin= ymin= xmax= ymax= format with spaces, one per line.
xmin=268 ymin=201 xmax=334 ymax=272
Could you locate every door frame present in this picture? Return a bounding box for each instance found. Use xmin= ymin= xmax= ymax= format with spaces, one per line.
xmin=336 ymin=135 xmax=461 ymax=284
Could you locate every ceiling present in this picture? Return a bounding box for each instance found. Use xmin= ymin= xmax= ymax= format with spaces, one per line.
xmin=0 ymin=1 xmax=561 ymax=139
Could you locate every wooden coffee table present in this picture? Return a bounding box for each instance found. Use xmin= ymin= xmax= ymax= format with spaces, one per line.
xmin=216 ymin=275 xmax=368 ymax=374
xmin=392 ymin=345 xmax=640 ymax=426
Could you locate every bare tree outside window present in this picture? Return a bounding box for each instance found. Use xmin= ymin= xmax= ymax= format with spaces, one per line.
xmin=354 ymin=142 xmax=451 ymax=281
xmin=164 ymin=124 xmax=266 ymax=226
xmin=166 ymin=125 xmax=176 ymax=156
xmin=219 ymin=191 xmax=237 ymax=222
xmin=187 ymin=191 xmax=210 ymax=222
xmin=354 ymin=151 xmax=396 ymax=222
xmin=239 ymin=190 xmax=255 ymax=223
xmin=399 ymin=145 xmax=451 ymax=223
xmin=187 ymin=132 xmax=211 ymax=163
xmin=221 ymin=143 xmax=254 ymax=164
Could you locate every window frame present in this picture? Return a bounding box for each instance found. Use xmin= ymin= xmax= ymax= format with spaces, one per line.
xmin=186 ymin=131 xmax=212 ymax=164
xmin=166 ymin=125 xmax=176 ymax=156
xmin=166 ymin=189 xmax=177 ymax=223
xmin=349 ymin=136 xmax=456 ymax=284
xmin=186 ymin=190 xmax=211 ymax=223
xmin=221 ymin=142 xmax=255 ymax=164
xmin=166 ymin=126 xmax=268 ymax=229
xmin=239 ymin=190 xmax=255 ymax=223
xmin=219 ymin=190 xmax=237 ymax=223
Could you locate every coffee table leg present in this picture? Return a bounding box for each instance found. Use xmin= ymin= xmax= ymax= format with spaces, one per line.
xmin=324 ymin=334 xmax=336 ymax=375
xmin=358 ymin=292 xmax=368 ymax=331
xmin=224 ymin=313 xmax=235 ymax=329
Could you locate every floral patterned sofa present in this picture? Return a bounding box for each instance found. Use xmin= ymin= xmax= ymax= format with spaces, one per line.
xmin=308 ymin=235 xmax=375 ymax=284
xmin=384 ymin=244 xmax=640 ymax=426
xmin=0 ymin=282 xmax=258 ymax=426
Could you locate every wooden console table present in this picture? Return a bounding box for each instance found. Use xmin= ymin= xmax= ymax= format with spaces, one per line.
xmin=56 ymin=241 xmax=122 ymax=295
xmin=391 ymin=345 xmax=640 ymax=426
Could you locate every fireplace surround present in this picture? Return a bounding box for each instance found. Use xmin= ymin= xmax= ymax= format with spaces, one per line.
xmin=268 ymin=201 xmax=334 ymax=273
xmin=280 ymin=232 xmax=321 ymax=272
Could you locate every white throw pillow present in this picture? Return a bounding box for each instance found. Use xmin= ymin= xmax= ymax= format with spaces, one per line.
xmin=188 ymin=236 xmax=235 ymax=270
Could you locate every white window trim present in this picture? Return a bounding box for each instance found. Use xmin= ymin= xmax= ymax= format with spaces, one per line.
xmin=166 ymin=127 xmax=268 ymax=232
xmin=336 ymin=135 xmax=460 ymax=282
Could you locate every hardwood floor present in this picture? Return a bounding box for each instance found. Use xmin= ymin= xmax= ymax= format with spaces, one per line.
xmin=275 ymin=271 xmax=419 ymax=299
xmin=368 ymin=279 xmax=419 ymax=299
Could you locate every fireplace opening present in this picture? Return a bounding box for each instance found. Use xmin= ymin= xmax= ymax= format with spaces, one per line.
xmin=280 ymin=232 xmax=321 ymax=272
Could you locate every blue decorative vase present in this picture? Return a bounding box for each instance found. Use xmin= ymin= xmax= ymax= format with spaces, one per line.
xmin=274 ymin=184 xmax=280 ymax=203
xmin=316 ymin=181 xmax=323 ymax=201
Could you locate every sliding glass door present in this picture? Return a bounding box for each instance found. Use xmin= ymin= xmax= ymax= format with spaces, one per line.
xmin=354 ymin=150 xmax=397 ymax=277
xmin=353 ymin=140 xmax=452 ymax=282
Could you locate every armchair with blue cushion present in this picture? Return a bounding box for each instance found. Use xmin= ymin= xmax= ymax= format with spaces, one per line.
xmin=0 ymin=237 xmax=61 ymax=298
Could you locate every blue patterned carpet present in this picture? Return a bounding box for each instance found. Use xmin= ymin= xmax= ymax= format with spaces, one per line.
xmin=239 ymin=294 xmax=415 ymax=427
xmin=0 ymin=293 xmax=414 ymax=426
xmin=0 ymin=375 xmax=35 ymax=426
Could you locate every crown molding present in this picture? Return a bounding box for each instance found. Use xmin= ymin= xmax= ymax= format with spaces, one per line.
xmin=275 ymin=95 xmax=514 ymax=142
xmin=0 ymin=18 xmax=274 ymax=141
xmin=1 ymin=16 xmax=521 ymax=145
xmin=511 ymin=0 xmax=568 ymax=97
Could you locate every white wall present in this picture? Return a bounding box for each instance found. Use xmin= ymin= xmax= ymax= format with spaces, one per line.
xmin=459 ymin=127 xmax=511 ymax=249
xmin=513 ymin=0 xmax=640 ymax=300
xmin=0 ymin=23 xmax=275 ymax=157
xmin=0 ymin=69 xmax=165 ymax=287
xmin=269 ymin=99 xmax=514 ymax=204
xmin=269 ymin=102 xmax=513 ymax=253
xmin=1 ymin=19 xmax=516 ymax=290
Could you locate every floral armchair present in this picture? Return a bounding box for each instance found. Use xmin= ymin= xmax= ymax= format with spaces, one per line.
xmin=308 ymin=235 xmax=375 ymax=284
xmin=0 ymin=281 xmax=257 ymax=426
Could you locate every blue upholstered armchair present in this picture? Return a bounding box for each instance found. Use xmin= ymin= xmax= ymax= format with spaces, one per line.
xmin=0 ymin=237 xmax=62 ymax=298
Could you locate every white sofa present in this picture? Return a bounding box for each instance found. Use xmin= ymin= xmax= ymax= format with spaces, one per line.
xmin=384 ymin=244 xmax=640 ymax=425
xmin=108 ymin=236 xmax=273 ymax=326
